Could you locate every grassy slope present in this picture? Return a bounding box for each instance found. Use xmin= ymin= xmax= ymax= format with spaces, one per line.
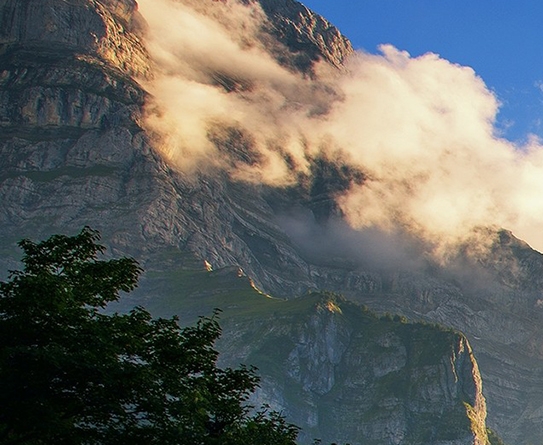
xmin=128 ymin=257 xmax=509 ymax=444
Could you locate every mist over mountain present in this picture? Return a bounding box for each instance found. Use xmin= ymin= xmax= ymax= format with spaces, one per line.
xmin=2 ymin=0 xmax=543 ymax=443
xmin=140 ymin=0 xmax=543 ymax=258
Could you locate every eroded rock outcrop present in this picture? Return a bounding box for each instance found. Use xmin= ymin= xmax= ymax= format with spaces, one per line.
xmin=218 ymin=294 xmax=489 ymax=445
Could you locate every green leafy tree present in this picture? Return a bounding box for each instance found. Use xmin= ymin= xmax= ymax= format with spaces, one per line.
xmin=0 ymin=227 xmax=298 ymax=445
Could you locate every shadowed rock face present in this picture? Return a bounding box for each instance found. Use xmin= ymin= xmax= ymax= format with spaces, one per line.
xmin=0 ymin=0 xmax=538 ymax=443
xmin=257 ymin=0 xmax=353 ymax=70
xmin=217 ymin=294 xmax=489 ymax=445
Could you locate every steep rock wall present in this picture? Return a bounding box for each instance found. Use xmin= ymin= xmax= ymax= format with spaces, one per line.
xmin=219 ymin=295 xmax=489 ymax=445
xmin=0 ymin=0 xmax=320 ymax=292
xmin=0 ymin=0 xmax=148 ymax=78
xmin=257 ymin=0 xmax=353 ymax=70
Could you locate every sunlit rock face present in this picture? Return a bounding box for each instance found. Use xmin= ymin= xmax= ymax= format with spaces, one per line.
xmin=0 ymin=1 xmax=541 ymax=443
xmin=0 ymin=0 xmax=148 ymax=135
xmin=0 ymin=0 xmax=148 ymax=77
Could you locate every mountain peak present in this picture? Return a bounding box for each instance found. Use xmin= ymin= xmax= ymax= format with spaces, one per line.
xmin=257 ymin=0 xmax=353 ymax=70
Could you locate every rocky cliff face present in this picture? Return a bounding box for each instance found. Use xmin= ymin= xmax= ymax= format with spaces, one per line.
xmin=257 ymin=0 xmax=353 ymax=70
xmin=0 ymin=0 xmax=148 ymax=77
xmin=218 ymin=293 xmax=489 ymax=445
xmin=0 ymin=0 xmax=536 ymax=443
xmin=0 ymin=0 xmax=152 ymax=254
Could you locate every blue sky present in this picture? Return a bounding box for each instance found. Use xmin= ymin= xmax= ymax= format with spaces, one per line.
xmin=301 ymin=0 xmax=543 ymax=143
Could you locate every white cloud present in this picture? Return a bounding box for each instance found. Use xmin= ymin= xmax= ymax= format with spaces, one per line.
xmin=137 ymin=0 xmax=543 ymax=256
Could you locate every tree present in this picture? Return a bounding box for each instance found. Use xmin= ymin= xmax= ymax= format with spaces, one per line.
xmin=0 ymin=227 xmax=298 ymax=445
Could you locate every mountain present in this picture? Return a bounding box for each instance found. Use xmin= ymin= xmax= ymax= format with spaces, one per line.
xmin=0 ymin=0 xmax=541 ymax=443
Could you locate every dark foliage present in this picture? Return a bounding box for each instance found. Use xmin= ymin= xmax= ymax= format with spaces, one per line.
xmin=0 ymin=227 xmax=298 ymax=445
